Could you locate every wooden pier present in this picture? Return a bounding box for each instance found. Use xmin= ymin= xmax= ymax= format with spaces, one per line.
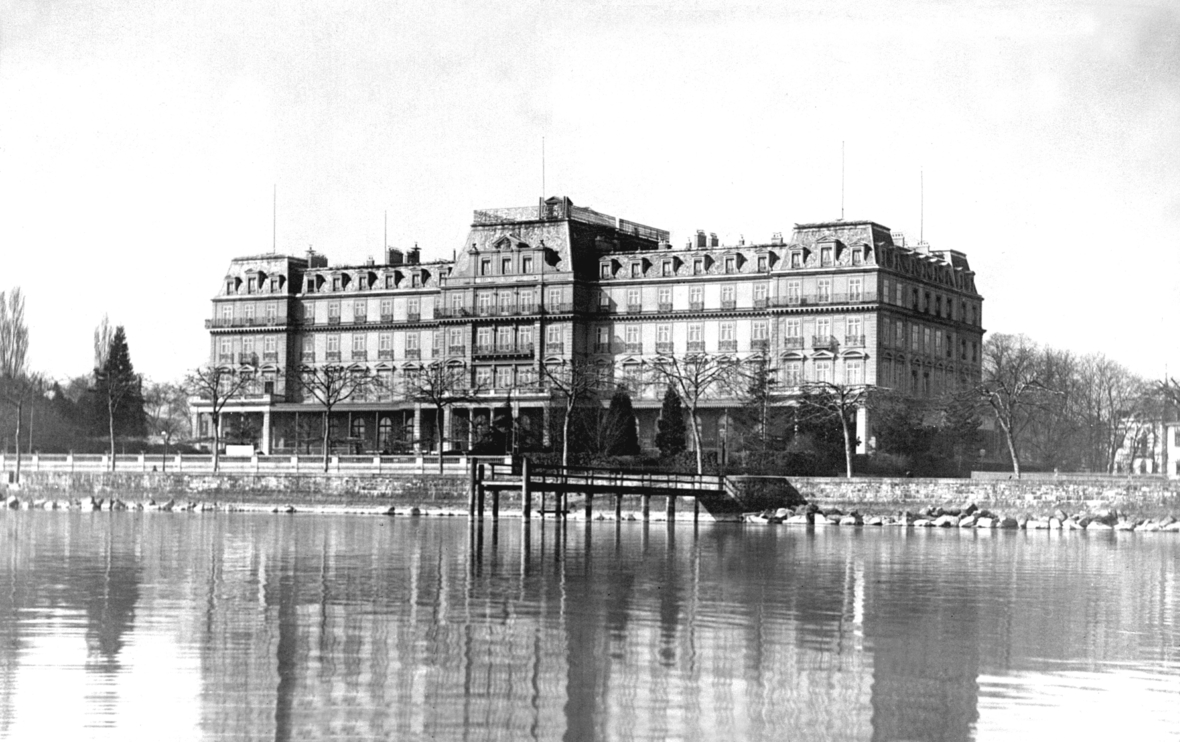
xmin=469 ymin=458 xmax=728 ymax=523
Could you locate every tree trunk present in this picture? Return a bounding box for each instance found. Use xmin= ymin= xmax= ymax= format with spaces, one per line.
xmin=1000 ymin=419 xmax=1021 ymax=478
xmin=562 ymin=402 xmax=572 ymax=469
xmin=212 ymin=411 xmax=221 ymax=473
xmin=162 ymin=437 xmax=168 ymax=473
xmin=322 ymin=410 xmax=331 ymax=472
xmin=108 ymin=395 xmax=117 ymax=471
xmin=687 ymin=402 xmax=704 ymax=475
xmin=13 ymin=399 xmax=22 ymax=485
xmin=841 ymin=414 xmax=854 ymax=478
xmin=437 ymin=404 xmax=445 ymax=474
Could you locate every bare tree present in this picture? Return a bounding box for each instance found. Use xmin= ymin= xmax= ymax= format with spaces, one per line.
xmin=539 ymin=360 xmax=600 ymax=467
xmin=184 ymin=366 xmax=251 ymax=472
xmin=1080 ymin=355 xmax=1146 ymax=473
xmin=145 ymin=381 xmax=191 ymax=471
xmin=796 ymin=381 xmax=871 ymax=478
xmin=978 ymin=333 xmax=1057 ymax=478
xmin=646 ymin=352 xmax=739 ymax=474
xmin=405 ymin=363 xmax=487 ymax=472
xmin=292 ymin=364 xmax=379 ymax=471
xmin=93 ymin=314 xmax=113 ymax=369
xmin=0 ymin=288 xmax=29 ymax=380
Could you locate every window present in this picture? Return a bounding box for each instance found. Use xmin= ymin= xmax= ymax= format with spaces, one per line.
xmin=598 ymin=291 xmax=611 ymax=311
xmin=848 ymin=278 xmax=863 ymax=302
xmin=600 ymin=263 xmax=612 ymax=278
xmin=852 ymin=249 xmax=862 ymax=266
xmin=720 ymin=322 xmax=735 ymax=342
xmin=631 ymin=263 xmax=642 ymax=278
xmin=626 ymin=288 xmax=641 ymax=309
xmin=498 ymin=292 xmax=513 ymax=314
xmin=961 ymin=338 xmax=968 ymax=361
xmin=752 ymin=320 xmax=768 ymax=341
xmin=690 ymin=286 xmax=704 ymax=308
xmin=225 ymin=280 xmax=235 ymax=294
xmin=518 ymin=326 xmax=533 ymax=347
xmin=264 ymin=336 xmax=277 ymax=353
xmin=757 ymin=255 xmax=767 ymax=271
xmin=477 ymin=327 xmax=493 ymax=348
xmin=658 ymin=287 xmax=672 ymax=308
xmin=411 ymin=273 xmax=420 ymax=288
xmin=924 ymin=292 xmax=931 ymax=313
xmin=328 ymin=302 xmax=340 ymax=320
xmin=882 ymin=318 xmax=892 ymax=347
xmin=662 ymin=260 xmax=672 ymax=276
xmin=845 ymin=359 xmax=863 ymax=385
xmin=379 ymin=333 xmax=392 ymax=351
xmin=480 ymin=259 xmax=491 ymax=276
xmin=477 ymin=293 xmax=493 ymax=314
xmin=220 ymin=305 xmax=233 ymax=321
xmin=266 ymin=303 xmax=277 ymax=321
xmin=884 ymin=279 xmax=892 ymax=304
xmin=385 ymin=274 xmax=395 ymax=289
xmin=625 ymin=325 xmax=640 ymax=346
xmin=971 ymin=341 xmax=978 ymax=363
xmin=911 ymin=325 xmax=920 ymax=352
xmin=380 ymin=299 xmax=393 ymax=317
xmin=521 ymin=256 xmax=533 ymax=273
xmin=546 ymin=325 xmax=561 ymax=344
xmin=895 ymin=283 xmax=904 ymax=306
xmin=816 ymin=318 xmax=831 ymax=339
xmin=495 ymin=367 xmax=513 ymax=389
xmin=353 ymin=334 xmax=366 ymax=352
xmin=935 ymin=295 xmax=943 ymax=316
xmin=754 ymin=283 xmax=768 ymax=303
xmin=725 ymin=257 xmax=735 ymax=273
xmin=306 ymin=277 xmax=316 ymax=293
xmin=302 ymin=336 xmax=313 ymax=356
xmin=547 ymin=288 xmax=562 ymax=308
xmin=785 ymin=318 xmax=801 ymax=338
xmin=923 ymin=327 xmax=932 ymax=354
xmin=791 ymin=252 xmax=802 ymax=268
xmin=721 ymin=285 xmax=736 ymax=307
xmin=354 ymin=299 xmax=366 ymax=318
xmin=815 ymin=360 xmax=832 ymax=382
xmin=847 ymin=317 xmax=862 ymax=342
xmin=407 ymin=298 xmax=420 ymax=318
xmin=596 ymin=326 xmax=610 ymax=350
xmin=519 ymin=366 xmax=536 ymax=387
xmin=244 ymin=303 xmax=255 ymax=320
xmin=332 ymin=276 xmax=342 ymax=291
xmin=520 ymin=290 xmax=534 ymax=314
xmin=912 ymin=288 xmax=920 ymax=310
xmin=496 ymin=326 xmax=513 ymax=349
xmin=657 ymin=324 xmax=671 ymax=344
xmin=783 ymin=360 xmax=803 ymax=386
xmin=220 ymin=338 xmax=232 ymax=356
xmin=448 ymin=328 xmax=463 ymax=348
xmin=688 ymin=323 xmax=703 ymax=343
xmin=693 ymin=258 xmax=704 ymax=274
xmin=327 ymin=335 xmax=340 ymax=352
xmin=476 ymin=367 xmax=493 ymax=388
xmin=502 ymin=258 xmax=512 ymax=274
xmin=820 ymin=247 xmax=832 ymax=266
xmin=786 ymin=280 xmax=801 ymax=303
xmin=817 ymin=279 xmax=831 ymax=303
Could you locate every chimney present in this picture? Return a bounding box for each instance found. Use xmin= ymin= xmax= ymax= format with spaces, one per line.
xmin=387 ymin=248 xmax=404 ymax=266
xmin=771 ymin=232 xmax=784 ymax=245
xmin=696 ymin=230 xmax=707 ymax=248
xmin=709 ymin=232 xmax=719 ymax=248
xmin=407 ymin=243 xmax=421 ymax=265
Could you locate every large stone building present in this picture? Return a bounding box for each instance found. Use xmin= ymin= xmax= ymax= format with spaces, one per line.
xmin=195 ymin=196 xmax=984 ymax=456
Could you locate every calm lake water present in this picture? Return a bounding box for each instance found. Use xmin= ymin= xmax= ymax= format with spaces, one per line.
xmin=0 ymin=511 xmax=1178 ymax=741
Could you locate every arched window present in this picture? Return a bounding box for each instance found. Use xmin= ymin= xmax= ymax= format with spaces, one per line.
xmin=379 ymin=417 xmax=394 ymax=453
xmin=351 ymin=417 xmax=366 ymax=441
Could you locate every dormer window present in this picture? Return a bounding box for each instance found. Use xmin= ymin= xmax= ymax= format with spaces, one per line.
xmin=852 ymin=249 xmax=863 ymax=265
xmin=332 ymin=276 xmax=342 ymax=291
xmin=305 ymin=277 xmax=315 ymax=293
xmin=247 ymin=277 xmax=256 ymax=293
xmin=757 ymin=255 xmax=767 ymax=271
xmin=502 ymin=257 xmax=512 ymax=274
xmin=600 ymin=263 xmax=612 ymax=279
xmin=522 ymin=256 xmax=533 ymax=273
xmin=411 ymin=274 xmax=421 ymax=288
xmin=480 ymin=259 xmax=491 ymax=276
xmin=631 ymin=263 xmax=642 ymax=278
xmin=693 ymin=258 xmax=704 ymax=275
xmin=820 ymin=247 xmax=833 ymax=266
xmin=662 ymin=260 xmax=672 ymax=276
xmin=791 ymin=252 xmax=802 ymax=268
xmin=226 ymin=280 xmax=235 ymax=294
xmin=724 ymin=257 xmax=735 ymax=273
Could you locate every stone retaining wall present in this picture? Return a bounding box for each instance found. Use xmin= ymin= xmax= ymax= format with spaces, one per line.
xmin=9 ymin=471 xmax=471 ymax=510
xmin=793 ymin=476 xmax=1180 ymax=515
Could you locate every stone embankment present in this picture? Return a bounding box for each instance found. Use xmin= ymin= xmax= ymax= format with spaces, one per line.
xmin=744 ymin=502 xmax=1180 ymax=532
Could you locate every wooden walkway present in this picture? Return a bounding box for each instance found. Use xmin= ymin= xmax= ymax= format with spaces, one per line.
xmin=469 ymin=459 xmax=728 ymax=522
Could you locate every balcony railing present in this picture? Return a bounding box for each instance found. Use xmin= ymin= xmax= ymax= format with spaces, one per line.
xmin=473 ymin=343 xmax=534 ymax=358
xmin=378 ymin=349 xmax=394 ymax=360
xmin=218 ymin=354 xmax=234 ymax=364
xmin=205 ymin=316 xmax=289 ymax=329
xmin=773 ymin=291 xmax=878 ymax=308
xmin=689 ymin=301 xmax=704 ymax=311
xmin=687 ymin=341 xmax=706 ymax=353
xmin=354 ymin=313 xmax=367 ymax=323
xmin=751 ymin=338 xmax=769 ymax=351
xmin=436 ymin=307 xmax=470 ymax=319
xmin=658 ymin=302 xmax=673 ymax=312
xmin=380 ymin=314 xmax=395 ymax=323
xmin=541 ymin=303 xmax=574 ymax=314
xmin=718 ymin=340 xmax=738 ymax=352
xmin=546 ymin=342 xmax=564 ymax=354
xmin=753 ymin=298 xmax=768 ymax=309
xmin=301 ymin=352 xmax=315 ymax=363
xmin=406 ymin=313 xmax=420 ymax=322
xmin=351 ymin=350 xmax=368 ymax=361
xmin=626 ymin=304 xmax=643 ymax=314
xmin=625 ymin=343 xmax=643 ymax=355
xmin=656 ymin=342 xmax=673 ymax=354
xmin=844 ymin=335 xmax=865 ymax=347
xmin=721 ymin=300 xmax=736 ymax=310
xmin=447 ymin=345 xmax=466 ymax=356
xmin=325 ymin=350 xmax=341 ymax=361
xmin=237 ymin=352 xmax=258 ymax=366
xmin=405 ymin=348 xmax=421 ymax=360
xmin=811 ymin=335 xmax=838 ymax=350
xmin=593 ymin=343 xmax=611 ymax=354
xmin=262 ymin=351 xmax=279 ymax=362
xmin=327 ymin=315 xmax=340 ymax=325
xmin=783 ymin=336 xmax=804 ymax=349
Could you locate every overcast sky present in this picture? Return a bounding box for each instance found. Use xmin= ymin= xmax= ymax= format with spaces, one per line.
xmin=2 ymin=0 xmax=1178 ymax=383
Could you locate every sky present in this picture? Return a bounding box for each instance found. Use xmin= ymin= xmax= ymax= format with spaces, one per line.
xmin=2 ymin=0 xmax=1178 ymax=384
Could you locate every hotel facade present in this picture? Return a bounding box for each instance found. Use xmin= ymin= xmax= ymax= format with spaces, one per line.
xmin=195 ymin=196 xmax=984 ymax=456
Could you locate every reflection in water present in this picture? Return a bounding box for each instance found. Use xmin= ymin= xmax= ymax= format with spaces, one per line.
xmin=0 ymin=513 xmax=1177 ymax=740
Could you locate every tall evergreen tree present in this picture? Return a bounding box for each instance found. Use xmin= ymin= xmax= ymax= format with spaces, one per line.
xmin=92 ymin=325 xmax=146 ymax=468
xmin=605 ymin=385 xmax=640 ymax=456
xmin=655 ymin=384 xmax=687 ymax=460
